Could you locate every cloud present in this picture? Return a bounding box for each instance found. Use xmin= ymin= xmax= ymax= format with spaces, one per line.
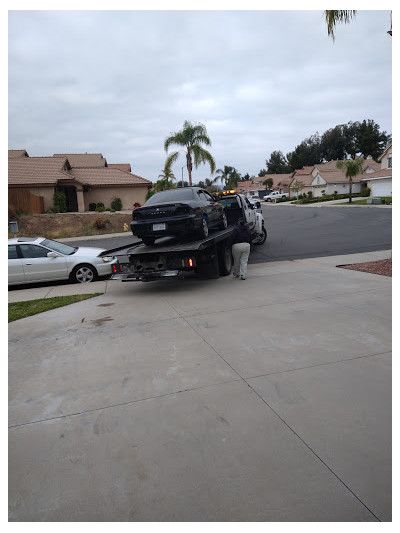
xmin=8 ymin=9 xmax=392 ymax=181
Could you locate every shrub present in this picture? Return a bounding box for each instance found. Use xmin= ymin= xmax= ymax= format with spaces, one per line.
xmin=361 ymin=187 xmax=371 ymax=197
xmin=96 ymin=202 xmax=105 ymax=208
xmin=145 ymin=190 xmax=155 ymax=201
xmin=111 ymin=197 xmax=122 ymax=211
xmin=95 ymin=206 xmax=106 ymax=212
xmin=92 ymin=215 xmax=107 ymax=230
xmin=89 ymin=203 xmax=97 ymax=211
xmin=52 ymin=190 xmax=67 ymax=213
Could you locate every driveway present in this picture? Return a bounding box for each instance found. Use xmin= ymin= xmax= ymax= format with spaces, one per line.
xmin=8 ymin=251 xmax=392 ymax=521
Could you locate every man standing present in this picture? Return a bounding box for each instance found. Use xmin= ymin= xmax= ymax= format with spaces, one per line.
xmin=228 ymin=218 xmax=252 ymax=280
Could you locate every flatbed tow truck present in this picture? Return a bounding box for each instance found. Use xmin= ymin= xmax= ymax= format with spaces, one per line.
xmin=102 ymin=191 xmax=267 ymax=282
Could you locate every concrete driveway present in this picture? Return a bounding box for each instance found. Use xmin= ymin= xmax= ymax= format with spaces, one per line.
xmin=8 ymin=251 xmax=392 ymax=521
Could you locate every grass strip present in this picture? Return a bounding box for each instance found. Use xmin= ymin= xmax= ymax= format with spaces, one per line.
xmin=8 ymin=293 xmax=102 ymax=322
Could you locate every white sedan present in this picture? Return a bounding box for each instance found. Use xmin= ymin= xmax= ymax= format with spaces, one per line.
xmin=8 ymin=237 xmax=117 ymax=285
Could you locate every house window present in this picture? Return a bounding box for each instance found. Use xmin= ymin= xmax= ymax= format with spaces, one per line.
xmin=388 ymin=156 xmax=392 ymax=168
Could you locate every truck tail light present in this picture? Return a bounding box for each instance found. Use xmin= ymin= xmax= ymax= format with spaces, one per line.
xmin=182 ymin=258 xmax=196 ymax=268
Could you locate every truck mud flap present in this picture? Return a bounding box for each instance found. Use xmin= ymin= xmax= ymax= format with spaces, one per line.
xmin=197 ymin=247 xmax=220 ymax=279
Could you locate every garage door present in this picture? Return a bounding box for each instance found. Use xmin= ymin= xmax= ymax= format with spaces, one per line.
xmin=370 ymin=179 xmax=392 ymax=197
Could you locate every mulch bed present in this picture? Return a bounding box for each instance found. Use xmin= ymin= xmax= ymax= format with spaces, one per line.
xmin=338 ymin=259 xmax=392 ymax=277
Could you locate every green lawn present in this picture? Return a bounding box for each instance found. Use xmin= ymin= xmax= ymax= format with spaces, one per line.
xmin=337 ymin=197 xmax=392 ymax=205
xmin=8 ymin=293 xmax=102 ymax=322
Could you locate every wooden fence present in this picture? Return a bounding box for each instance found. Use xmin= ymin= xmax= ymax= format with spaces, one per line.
xmin=8 ymin=189 xmax=45 ymax=214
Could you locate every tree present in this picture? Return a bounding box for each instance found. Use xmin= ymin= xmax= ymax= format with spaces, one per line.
xmin=213 ymin=165 xmax=234 ymax=188
xmin=226 ymin=169 xmax=241 ymax=190
xmin=324 ymin=10 xmax=392 ymax=39
xmin=286 ymin=133 xmax=322 ymax=170
xmin=342 ymin=121 xmax=361 ymax=160
xmin=265 ymin=151 xmax=291 ymax=174
xmin=158 ymin=159 xmax=176 ymax=189
xmin=320 ymin=125 xmax=347 ymax=161
xmin=263 ymin=177 xmax=274 ymax=190
xmin=164 ymin=120 xmax=216 ymax=186
xmin=357 ymin=119 xmax=390 ymax=161
xmin=213 ymin=165 xmax=241 ymax=190
xmin=258 ymin=169 xmax=268 ymax=177
xmin=336 ymin=158 xmax=364 ymax=203
xmin=290 ymin=179 xmax=305 ymax=199
xmin=324 ymin=10 xmax=357 ymax=41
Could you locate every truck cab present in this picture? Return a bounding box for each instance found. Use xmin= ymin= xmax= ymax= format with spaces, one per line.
xmin=212 ymin=190 xmax=265 ymax=242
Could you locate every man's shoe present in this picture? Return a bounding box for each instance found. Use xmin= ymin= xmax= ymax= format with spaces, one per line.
xmin=241 ymin=276 xmax=246 ymax=280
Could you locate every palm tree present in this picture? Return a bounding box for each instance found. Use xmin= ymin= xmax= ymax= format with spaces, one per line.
xmin=213 ymin=165 xmax=234 ymax=188
xmin=158 ymin=160 xmax=176 ymax=188
xmin=336 ymin=158 xmax=364 ymax=203
xmin=324 ymin=10 xmax=357 ymax=41
xmin=164 ymin=121 xmax=216 ymax=186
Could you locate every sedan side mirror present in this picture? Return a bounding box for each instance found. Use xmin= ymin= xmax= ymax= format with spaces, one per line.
xmin=47 ymin=251 xmax=59 ymax=258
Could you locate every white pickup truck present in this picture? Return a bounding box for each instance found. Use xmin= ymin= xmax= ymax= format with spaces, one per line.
xmin=263 ymin=191 xmax=288 ymax=202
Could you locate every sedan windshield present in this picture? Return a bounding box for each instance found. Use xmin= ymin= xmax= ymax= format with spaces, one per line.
xmin=41 ymin=239 xmax=76 ymax=255
xmin=145 ymin=188 xmax=195 ymax=205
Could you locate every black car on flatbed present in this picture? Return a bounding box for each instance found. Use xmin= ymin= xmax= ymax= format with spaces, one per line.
xmin=130 ymin=187 xmax=228 ymax=246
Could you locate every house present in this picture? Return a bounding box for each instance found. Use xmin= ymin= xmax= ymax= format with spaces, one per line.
xmin=237 ymin=178 xmax=266 ymax=198
xmin=289 ymin=156 xmax=383 ymax=198
xmin=362 ymin=144 xmax=392 ymax=197
xmin=289 ymin=166 xmax=315 ymax=197
xmin=8 ymin=150 xmax=152 ymax=213
xmin=237 ymin=174 xmax=294 ymax=198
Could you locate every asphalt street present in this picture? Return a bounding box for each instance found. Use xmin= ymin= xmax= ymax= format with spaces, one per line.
xmin=62 ymin=203 xmax=392 ymax=263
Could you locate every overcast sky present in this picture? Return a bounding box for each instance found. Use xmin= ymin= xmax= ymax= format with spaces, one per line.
xmin=8 ymin=6 xmax=392 ymax=183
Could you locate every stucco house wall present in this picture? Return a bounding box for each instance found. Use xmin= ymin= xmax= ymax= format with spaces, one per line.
xmin=84 ymin=186 xmax=149 ymax=210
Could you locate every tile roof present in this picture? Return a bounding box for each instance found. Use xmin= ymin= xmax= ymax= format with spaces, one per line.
xmin=291 ymin=174 xmax=315 ymax=186
xmin=293 ymin=166 xmax=314 ymax=175
xmin=8 ymin=157 xmax=73 ymax=186
xmin=362 ymin=169 xmax=392 ymax=180
xmin=71 ymin=167 xmax=152 ymax=187
xmin=53 ymin=153 xmax=107 ymax=168
xmin=314 ymin=170 xmax=356 ymax=184
xmin=8 ymin=150 xmax=29 ymax=159
xmin=108 ymin=163 xmax=132 ymax=172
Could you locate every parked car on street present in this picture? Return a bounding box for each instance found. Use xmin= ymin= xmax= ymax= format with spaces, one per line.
xmin=248 ymin=195 xmax=262 ymax=211
xmin=130 ymin=187 xmax=228 ymax=245
xmin=8 ymin=237 xmax=117 ymax=285
xmin=264 ymin=191 xmax=288 ymax=202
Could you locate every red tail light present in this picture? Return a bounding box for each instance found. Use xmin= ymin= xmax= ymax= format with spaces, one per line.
xmin=182 ymin=258 xmax=196 ymax=268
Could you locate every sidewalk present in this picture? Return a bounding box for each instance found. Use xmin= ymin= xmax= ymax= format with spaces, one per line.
xmin=8 ymin=251 xmax=392 ymax=521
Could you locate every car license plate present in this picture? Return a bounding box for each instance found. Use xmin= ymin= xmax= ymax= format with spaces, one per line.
xmin=153 ymin=223 xmax=166 ymax=231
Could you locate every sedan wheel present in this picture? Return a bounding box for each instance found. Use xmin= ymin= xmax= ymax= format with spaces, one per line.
xmin=200 ymin=217 xmax=209 ymax=239
xmin=70 ymin=264 xmax=97 ymax=283
xmin=219 ymin=212 xmax=228 ymax=230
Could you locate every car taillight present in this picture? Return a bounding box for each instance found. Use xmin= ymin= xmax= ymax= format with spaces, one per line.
xmin=182 ymin=258 xmax=196 ymax=268
xmin=175 ymin=205 xmax=190 ymax=216
xmin=112 ymin=264 xmax=120 ymax=273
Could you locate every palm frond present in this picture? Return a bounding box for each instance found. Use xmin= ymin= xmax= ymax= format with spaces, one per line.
xmin=324 ymin=10 xmax=357 ymax=41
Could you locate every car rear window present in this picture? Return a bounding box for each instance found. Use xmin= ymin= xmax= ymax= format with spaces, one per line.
xmin=145 ymin=188 xmax=195 ymax=205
